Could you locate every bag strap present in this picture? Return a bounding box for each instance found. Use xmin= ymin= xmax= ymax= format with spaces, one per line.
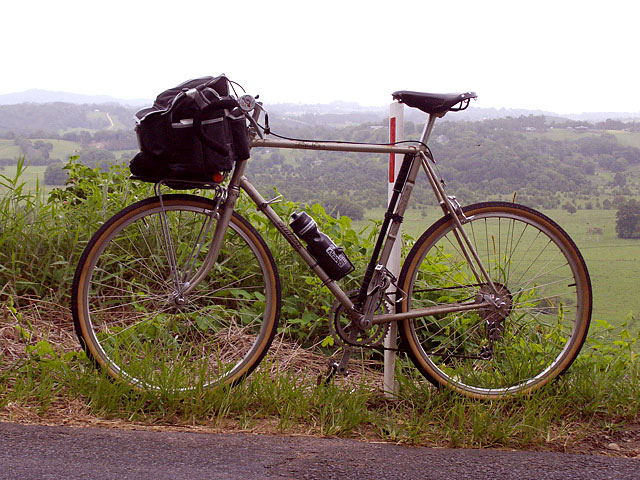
xmin=185 ymin=86 xmax=220 ymax=108
xmin=192 ymin=99 xmax=240 ymax=156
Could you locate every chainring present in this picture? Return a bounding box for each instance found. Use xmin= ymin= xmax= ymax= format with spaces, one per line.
xmin=329 ymin=290 xmax=390 ymax=347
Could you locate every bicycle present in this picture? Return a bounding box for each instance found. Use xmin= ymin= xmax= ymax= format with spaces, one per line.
xmin=71 ymin=89 xmax=592 ymax=399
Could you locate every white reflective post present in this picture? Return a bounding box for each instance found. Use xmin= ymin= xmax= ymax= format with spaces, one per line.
xmin=384 ymin=102 xmax=404 ymax=397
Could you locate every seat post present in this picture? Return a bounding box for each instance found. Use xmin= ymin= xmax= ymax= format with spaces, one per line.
xmin=419 ymin=113 xmax=441 ymax=145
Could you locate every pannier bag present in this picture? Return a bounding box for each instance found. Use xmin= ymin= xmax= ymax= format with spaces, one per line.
xmin=130 ymin=75 xmax=250 ymax=185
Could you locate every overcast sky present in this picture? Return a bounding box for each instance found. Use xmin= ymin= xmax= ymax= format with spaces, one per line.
xmin=2 ymin=0 xmax=638 ymax=113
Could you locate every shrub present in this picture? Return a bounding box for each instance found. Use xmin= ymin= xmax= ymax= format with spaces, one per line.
xmin=1 ymin=158 xmax=381 ymax=346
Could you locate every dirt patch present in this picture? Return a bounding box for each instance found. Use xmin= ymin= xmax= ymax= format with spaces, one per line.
xmin=573 ymin=421 xmax=640 ymax=458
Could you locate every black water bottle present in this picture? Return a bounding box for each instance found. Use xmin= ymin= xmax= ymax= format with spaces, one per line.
xmin=289 ymin=211 xmax=354 ymax=280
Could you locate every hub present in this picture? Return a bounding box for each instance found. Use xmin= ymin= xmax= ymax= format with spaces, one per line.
xmin=476 ymin=282 xmax=513 ymax=343
xmin=172 ymin=292 xmax=186 ymax=307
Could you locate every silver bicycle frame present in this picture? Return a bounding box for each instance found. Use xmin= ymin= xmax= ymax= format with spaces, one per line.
xmin=181 ymin=111 xmax=493 ymax=321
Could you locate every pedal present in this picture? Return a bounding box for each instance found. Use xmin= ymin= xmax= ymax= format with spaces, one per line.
xmin=317 ymin=362 xmax=339 ymax=386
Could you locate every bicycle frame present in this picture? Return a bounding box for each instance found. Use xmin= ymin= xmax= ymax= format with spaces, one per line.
xmin=181 ymin=111 xmax=494 ymax=325
xmin=73 ymin=90 xmax=592 ymax=397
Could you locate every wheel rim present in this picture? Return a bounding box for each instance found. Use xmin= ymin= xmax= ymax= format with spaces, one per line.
xmin=403 ymin=206 xmax=590 ymax=397
xmin=78 ymin=200 xmax=276 ymax=391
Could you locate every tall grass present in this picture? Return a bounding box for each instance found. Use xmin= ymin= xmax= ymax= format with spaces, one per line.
xmin=0 ymin=158 xmax=143 ymax=304
xmin=0 ymin=158 xmax=378 ymax=346
xmin=1 ymin=159 xmax=639 ymax=454
xmin=2 ymin=317 xmax=638 ymax=451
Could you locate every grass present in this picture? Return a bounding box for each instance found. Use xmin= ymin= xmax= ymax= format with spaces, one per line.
xmin=34 ymin=139 xmax=81 ymax=160
xmin=1 ymin=298 xmax=639 ymax=455
xmin=0 ymin=140 xmax=23 ymax=159
xmin=356 ymin=205 xmax=640 ymax=334
xmin=607 ymin=130 xmax=640 ymax=149
xmin=540 ymin=208 xmax=640 ymax=329
xmin=0 ymin=165 xmax=50 ymax=195
xmin=2 ymin=161 xmax=638 ymax=330
xmin=528 ymin=127 xmax=640 ymax=150
xmin=0 ymin=160 xmax=639 ymax=456
xmin=0 ymin=139 xmax=81 ymax=163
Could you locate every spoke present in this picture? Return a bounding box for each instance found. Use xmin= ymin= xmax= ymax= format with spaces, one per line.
xmin=510 ymin=264 xmax=572 ymax=294
xmin=94 ymin=304 xmax=176 ymax=335
xmin=508 ymin=312 xmax=575 ymax=339
xmin=90 ymin=268 xmax=167 ymax=296
xmin=512 ymin=237 xmax=558 ymax=288
xmin=96 ymin=246 xmax=168 ymax=288
xmin=405 ymin=206 xmax=588 ymax=395
xmin=136 ymin=215 xmax=166 ymax=280
xmin=88 ymin=295 xmax=168 ymax=315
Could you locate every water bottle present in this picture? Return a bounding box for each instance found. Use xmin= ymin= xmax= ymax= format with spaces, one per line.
xmin=289 ymin=211 xmax=354 ymax=280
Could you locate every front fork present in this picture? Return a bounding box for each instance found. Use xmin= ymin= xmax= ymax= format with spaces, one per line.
xmin=154 ymin=179 xmax=228 ymax=301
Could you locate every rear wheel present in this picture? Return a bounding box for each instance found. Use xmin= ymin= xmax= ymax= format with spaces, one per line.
xmin=72 ymin=194 xmax=281 ymax=392
xmin=398 ymin=202 xmax=592 ymax=399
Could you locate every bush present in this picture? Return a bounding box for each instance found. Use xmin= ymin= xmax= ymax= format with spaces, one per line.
xmin=1 ymin=158 xmax=381 ymax=346
xmin=43 ymin=162 xmax=67 ymax=186
xmin=0 ymin=158 xmax=146 ymax=301
xmin=616 ymin=199 xmax=640 ymax=239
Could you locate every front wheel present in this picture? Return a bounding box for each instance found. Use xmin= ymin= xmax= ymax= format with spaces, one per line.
xmin=72 ymin=194 xmax=281 ymax=392
xmin=398 ymin=202 xmax=592 ymax=399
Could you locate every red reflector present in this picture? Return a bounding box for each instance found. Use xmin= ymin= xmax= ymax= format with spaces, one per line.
xmin=389 ymin=117 xmax=396 ymax=183
xmin=213 ymin=172 xmax=224 ymax=183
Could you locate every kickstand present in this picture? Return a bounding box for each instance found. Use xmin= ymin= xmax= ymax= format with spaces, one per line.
xmin=317 ymin=345 xmax=353 ymax=386
xmin=317 ymin=362 xmax=339 ymax=386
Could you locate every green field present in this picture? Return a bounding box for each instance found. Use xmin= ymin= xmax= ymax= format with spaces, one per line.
xmin=35 ymin=139 xmax=81 ymax=161
xmin=532 ymin=127 xmax=640 ymax=150
xmin=0 ymin=165 xmax=49 ymax=192
xmin=357 ymin=206 xmax=640 ymax=332
xmin=536 ymin=208 xmax=639 ymax=328
xmin=0 ymin=138 xmax=81 ymax=163
xmin=607 ymin=130 xmax=640 ymax=149
xmin=0 ymin=139 xmax=23 ymax=159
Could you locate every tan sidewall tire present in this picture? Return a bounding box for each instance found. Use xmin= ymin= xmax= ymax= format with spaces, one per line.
xmin=397 ymin=202 xmax=592 ymax=399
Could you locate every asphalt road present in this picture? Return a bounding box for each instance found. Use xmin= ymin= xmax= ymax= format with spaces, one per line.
xmin=1 ymin=422 xmax=638 ymax=479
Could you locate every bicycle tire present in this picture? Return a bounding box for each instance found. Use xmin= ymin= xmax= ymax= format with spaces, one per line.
xmin=72 ymin=194 xmax=281 ymax=391
xmin=397 ymin=202 xmax=592 ymax=399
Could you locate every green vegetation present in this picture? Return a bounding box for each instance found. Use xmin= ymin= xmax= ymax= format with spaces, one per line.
xmin=0 ymin=139 xmax=23 ymax=159
xmin=616 ymin=199 xmax=640 ymax=239
xmin=0 ymin=165 xmax=49 ymax=192
xmin=244 ymin=115 xmax=640 ymax=217
xmin=355 ymin=206 xmax=640 ymax=332
xmin=1 ymin=106 xmax=639 ymax=453
xmin=0 ymin=103 xmax=136 ymax=134
xmin=2 ymin=294 xmax=639 ymax=454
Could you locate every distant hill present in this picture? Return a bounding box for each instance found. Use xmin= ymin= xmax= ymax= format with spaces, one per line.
xmin=0 ymin=102 xmax=139 ymax=134
xmin=0 ymin=89 xmax=150 ymax=107
xmin=0 ymin=89 xmax=638 ymax=136
xmin=1 ymin=89 xmax=638 ymax=122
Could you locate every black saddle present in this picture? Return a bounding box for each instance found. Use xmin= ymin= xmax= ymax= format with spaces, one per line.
xmin=391 ymin=91 xmax=477 ymax=114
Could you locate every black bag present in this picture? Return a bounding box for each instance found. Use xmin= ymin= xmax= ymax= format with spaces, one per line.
xmin=130 ymin=75 xmax=250 ymax=185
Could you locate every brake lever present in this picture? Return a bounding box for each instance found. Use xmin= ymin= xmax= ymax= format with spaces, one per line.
xmin=238 ymin=95 xmax=265 ymax=139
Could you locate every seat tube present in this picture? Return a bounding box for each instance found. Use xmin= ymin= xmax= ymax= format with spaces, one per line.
xmin=378 ymin=154 xmax=421 ymax=267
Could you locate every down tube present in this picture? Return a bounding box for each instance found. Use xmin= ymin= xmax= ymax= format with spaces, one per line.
xmin=239 ymin=177 xmax=358 ymax=318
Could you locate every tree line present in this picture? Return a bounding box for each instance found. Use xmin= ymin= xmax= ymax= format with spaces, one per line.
xmin=245 ymin=114 xmax=640 ymax=216
xmin=2 ymin=104 xmax=639 ymax=224
xmin=0 ymin=103 xmax=138 ymax=135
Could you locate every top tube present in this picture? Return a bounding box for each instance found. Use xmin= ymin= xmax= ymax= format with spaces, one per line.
xmin=249 ymin=137 xmax=424 ymax=155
